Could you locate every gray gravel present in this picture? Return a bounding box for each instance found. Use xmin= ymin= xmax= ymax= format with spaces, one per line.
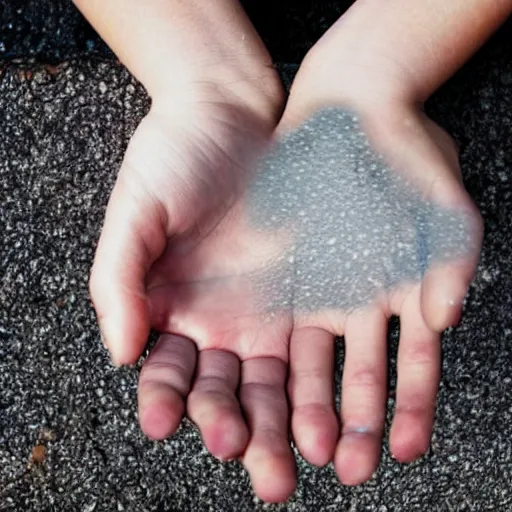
xmin=1 ymin=5 xmax=512 ymax=512
xmin=248 ymin=107 xmax=475 ymax=313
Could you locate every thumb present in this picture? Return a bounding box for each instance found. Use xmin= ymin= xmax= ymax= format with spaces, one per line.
xmin=90 ymin=171 xmax=167 ymax=366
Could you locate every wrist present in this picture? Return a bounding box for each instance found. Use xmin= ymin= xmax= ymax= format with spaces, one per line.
xmin=279 ymin=53 xmax=416 ymax=135
xmin=74 ymin=0 xmax=285 ymax=128
xmin=278 ymin=41 xmax=426 ymax=140
xmin=131 ymin=1 xmax=286 ymax=130
xmin=149 ymin=62 xmax=285 ymax=133
xmin=293 ymin=0 xmax=511 ymax=109
xmin=297 ymin=45 xmax=420 ymax=112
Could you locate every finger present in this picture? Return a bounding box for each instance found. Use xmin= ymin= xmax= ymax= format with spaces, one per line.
xmin=390 ymin=289 xmax=440 ymax=462
xmin=187 ymin=350 xmax=249 ymax=461
xmin=240 ymin=357 xmax=296 ymax=503
xmin=288 ymin=327 xmax=338 ymax=466
xmin=138 ymin=334 xmax=197 ymax=440
xmin=420 ymin=206 xmax=482 ymax=332
xmin=334 ymin=308 xmax=387 ymax=486
xmin=90 ymin=170 xmax=167 ymax=365
xmin=396 ymin=116 xmax=483 ymax=332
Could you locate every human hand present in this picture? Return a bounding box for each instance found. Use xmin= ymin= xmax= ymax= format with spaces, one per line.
xmin=90 ymin=75 xmax=332 ymax=502
xmin=264 ymin=35 xmax=484 ymax=489
xmin=92 ymin=95 xmax=481 ymax=505
xmin=87 ymin=0 xmax=490 ymax=502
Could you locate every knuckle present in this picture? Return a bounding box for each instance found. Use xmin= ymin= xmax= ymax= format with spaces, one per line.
xmin=291 ymin=366 xmax=326 ymax=382
xmin=192 ymin=375 xmax=232 ymax=395
xmin=395 ymin=395 xmax=433 ymax=418
xmin=344 ymin=366 xmax=384 ymax=390
xmin=402 ymin=340 xmax=436 ymax=366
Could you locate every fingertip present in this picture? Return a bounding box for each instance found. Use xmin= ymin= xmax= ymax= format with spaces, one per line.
xmin=138 ymin=385 xmax=185 ymax=440
xmin=334 ymin=432 xmax=381 ymax=486
xmin=201 ymin=415 xmax=250 ymax=461
xmin=246 ymin=449 xmax=297 ymax=503
xmin=389 ymin=417 xmax=431 ymax=463
xmin=292 ymin=405 xmax=339 ymax=466
xmin=99 ymin=308 xmax=150 ymax=366
xmin=423 ymin=297 xmax=463 ymax=333
xmin=421 ymin=263 xmax=469 ymax=333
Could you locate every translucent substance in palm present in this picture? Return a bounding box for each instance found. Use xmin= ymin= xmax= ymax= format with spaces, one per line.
xmin=245 ymin=107 xmax=476 ymax=313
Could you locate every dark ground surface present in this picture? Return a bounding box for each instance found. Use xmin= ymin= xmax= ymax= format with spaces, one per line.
xmin=1 ymin=1 xmax=512 ymax=511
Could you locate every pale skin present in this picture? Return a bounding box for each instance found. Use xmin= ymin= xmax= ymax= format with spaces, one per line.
xmin=74 ymin=0 xmax=511 ymax=503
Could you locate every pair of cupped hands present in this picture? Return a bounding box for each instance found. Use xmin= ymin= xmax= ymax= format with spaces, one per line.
xmin=90 ymin=46 xmax=482 ymax=502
